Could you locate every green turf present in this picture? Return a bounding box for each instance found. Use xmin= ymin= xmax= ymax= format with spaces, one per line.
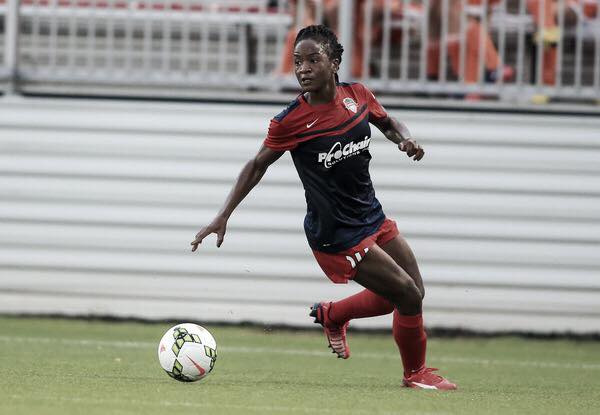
xmin=1 ymin=316 xmax=599 ymax=415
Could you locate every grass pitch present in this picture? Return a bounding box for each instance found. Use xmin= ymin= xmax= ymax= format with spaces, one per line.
xmin=1 ymin=317 xmax=599 ymax=415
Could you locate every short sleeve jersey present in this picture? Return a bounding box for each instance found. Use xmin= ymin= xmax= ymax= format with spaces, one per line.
xmin=264 ymin=82 xmax=389 ymax=253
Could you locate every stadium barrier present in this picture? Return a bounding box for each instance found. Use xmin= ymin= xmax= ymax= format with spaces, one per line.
xmin=0 ymin=0 xmax=20 ymax=92
xmin=344 ymin=0 xmax=600 ymax=101
xmin=283 ymin=0 xmax=600 ymax=101
xmin=0 ymin=0 xmax=599 ymax=103
xmin=1 ymin=99 xmax=599 ymax=333
xmin=8 ymin=0 xmax=292 ymax=90
xmin=0 ymin=2 xmax=4 ymax=82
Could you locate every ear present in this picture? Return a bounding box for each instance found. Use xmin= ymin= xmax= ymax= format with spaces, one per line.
xmin=331 ymin=58 xmax=340 ymax=74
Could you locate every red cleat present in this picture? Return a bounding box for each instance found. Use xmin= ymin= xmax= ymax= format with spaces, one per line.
xmin=310 ymin=302 xmax=350 ymax=359
xmin=403 ymin=367 xmax=457 ymax=390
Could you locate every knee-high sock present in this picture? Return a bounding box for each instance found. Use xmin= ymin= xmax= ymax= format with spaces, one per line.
xmin=393 ymin=312 xmax=427 ymax=376
xmin=328 ymin=289 xmax=394 ymax=324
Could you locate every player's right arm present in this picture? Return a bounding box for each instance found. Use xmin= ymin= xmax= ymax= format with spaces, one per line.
xmin=191 ymin=144 xmax=284 ymax=251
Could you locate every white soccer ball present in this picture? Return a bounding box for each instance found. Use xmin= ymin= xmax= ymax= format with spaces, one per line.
xmin=157 ymin=323 xmax=217 ymax=382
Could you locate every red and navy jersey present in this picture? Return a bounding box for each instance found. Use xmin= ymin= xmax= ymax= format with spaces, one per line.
xmin=264 ymin=82 xmax=389 ymax=253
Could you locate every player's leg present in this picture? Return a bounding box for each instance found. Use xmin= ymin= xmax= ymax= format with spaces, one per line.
xmin=311 ymin=219 xmax=405 ymax=357
xmin=353 ymin=243 xmax=425 ymax=377
xmin=353 ymin=243 xmax=422 ymax=314
xmin=310 ymin=221 xmax=426 ymax=365
xmin=353 ymin=243 xmax=456 ymax=390
xmin=329 ymin=222 xmax=425 ymax=320
xmin=379 ymin=234 xmax=425 ymax=298
xmin=376 ymin=235 xmax=428 ymax=380
xmin=319 ymin=219 xmax=403 ymax=325
xmin=310 ymin=241 xmax=397 ymax=359
xmin=328 ymin=289 xmax=394 ymax=323
xmin=310 ymin=288 xmax=394 ymax=358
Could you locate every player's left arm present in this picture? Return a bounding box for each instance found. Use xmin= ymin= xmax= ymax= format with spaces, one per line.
xmin=371 ymin=116 xmax=424 ymax=161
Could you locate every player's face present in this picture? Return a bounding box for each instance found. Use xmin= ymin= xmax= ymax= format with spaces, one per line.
xmin=293 ymin=39 xmax=338 ymax=93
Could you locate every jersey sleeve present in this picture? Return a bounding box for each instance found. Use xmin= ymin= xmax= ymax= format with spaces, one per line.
xmin=263 ymin=118 xmax=298 ymax=152
xmin=362 ymin=84 xmax=388 ymax=122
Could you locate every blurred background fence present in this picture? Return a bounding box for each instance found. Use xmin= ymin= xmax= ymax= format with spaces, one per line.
xmin=1 ymin=1 xmax=600 ymax=334
xmin=1 ymin=98 xmax=599 ymax=333
xmin=0 ymin=0 xmax=599 ymax=103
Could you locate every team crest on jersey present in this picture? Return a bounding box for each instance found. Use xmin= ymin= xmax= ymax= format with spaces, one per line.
xmin=343 ymin=97 xmax=357 ymax=113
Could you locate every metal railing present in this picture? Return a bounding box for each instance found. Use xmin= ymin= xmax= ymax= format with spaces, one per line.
xmin=1 ymin=0 xmax=20 ymax=92
xmin=1 ymin=0 xmax=599 ymax=103
xmin=0 ymin=2 xmax=4 ymax=77
xmin=340 ymin=0 xmax=600 ymax=101
xmin=10 ymin=0 xmax=291 ymax=89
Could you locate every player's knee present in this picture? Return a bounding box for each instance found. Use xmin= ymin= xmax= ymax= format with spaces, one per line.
xmin=398 ymin=280 xmax=422 ymax=315
xmin=405 ymin=281 xmax=423 ymax=310
xmin=389 ymin=277 xmax=422 ymax=309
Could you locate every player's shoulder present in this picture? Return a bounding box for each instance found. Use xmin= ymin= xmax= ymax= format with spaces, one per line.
xmin=273 ymin=96 xmax=305 ymax=123
xmin=338 ymin=81 xmax=374 ymax=102
xmin=337 ymin=81 xmax=368 ymax=93
xmin=266 ymin=96 xmax=309 ymax=150
xmin=270 ymin=95 xmax=313 ymax=137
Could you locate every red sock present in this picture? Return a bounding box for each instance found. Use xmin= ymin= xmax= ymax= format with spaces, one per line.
xmin=393 ymin=311 xmax=427 ymax=377
xmin=328 ymin=289 xmax=394 ymax=324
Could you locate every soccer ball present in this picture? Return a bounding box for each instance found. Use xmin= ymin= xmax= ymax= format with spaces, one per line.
xmin=157 ymin=323 xmax=217 ymax=382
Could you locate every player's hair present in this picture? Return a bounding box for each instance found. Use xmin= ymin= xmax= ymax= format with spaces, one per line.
xmin=294 ymin=25 xmax=344 ymax=83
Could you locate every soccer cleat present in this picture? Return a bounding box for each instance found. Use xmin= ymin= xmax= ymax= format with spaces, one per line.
xmin=309 ymin=302 xmax=350 ymax=359
xmin=403 ymin=367 xmax=457 ymax=390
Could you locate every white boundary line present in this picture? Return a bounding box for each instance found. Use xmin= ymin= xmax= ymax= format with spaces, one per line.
xmin=1 ymin=335 xmax=599 ymax=370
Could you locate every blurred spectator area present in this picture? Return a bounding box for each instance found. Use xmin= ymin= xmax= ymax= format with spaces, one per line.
xmin=0 ymin=0 xmax=598 ymax=103
xmin=0 ymin=1 xmax=293 ymax=85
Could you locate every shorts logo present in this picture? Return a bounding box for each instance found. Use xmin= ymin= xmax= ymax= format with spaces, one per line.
xmin=343 ymin=97 xmax=357 ymax=113
xmin=346 ymin=247 xmax=369 ymax=269
xmin=317 ymin=136 xmax=371 ymax=169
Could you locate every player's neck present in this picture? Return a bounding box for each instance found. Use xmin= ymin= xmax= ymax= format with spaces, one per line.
xmin=306 ymin=78 xmax=337 ymax=106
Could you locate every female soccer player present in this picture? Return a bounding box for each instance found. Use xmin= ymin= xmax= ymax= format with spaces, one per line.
xmin=191 ymin=25 xmax=456 ymax=390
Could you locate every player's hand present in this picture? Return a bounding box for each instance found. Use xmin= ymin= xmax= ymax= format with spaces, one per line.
xmin=191 ymin=216 xmax=228 ymax=251
xmin=399 ymin=139 xmax=424 ymax=161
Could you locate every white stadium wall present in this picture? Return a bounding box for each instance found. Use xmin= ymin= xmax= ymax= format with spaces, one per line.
xmin=1 ymin=98 xmax=599 ymax=334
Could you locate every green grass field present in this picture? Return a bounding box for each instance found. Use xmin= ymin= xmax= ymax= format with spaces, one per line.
xmin=1 ymin=316 xmax=599 ymax=415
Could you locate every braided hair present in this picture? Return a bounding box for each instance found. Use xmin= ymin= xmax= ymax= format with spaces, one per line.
xmin=294 ymin=25 xmax=344 ymax=83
